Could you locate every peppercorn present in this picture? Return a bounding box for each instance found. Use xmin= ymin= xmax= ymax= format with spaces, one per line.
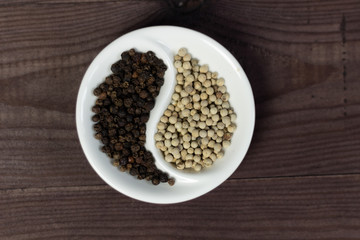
xmin=155 ymin=48 xmax=237 ymax=172
xmin=92 ymin=114 xmax=100 ymax=122
xmin=91 ymin=48 xmax=174 ymax=186
xmin=152 ymin=178 xmax=160 ymax=185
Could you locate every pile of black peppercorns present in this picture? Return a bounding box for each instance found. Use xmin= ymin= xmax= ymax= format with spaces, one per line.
xmin=91 ymin=49 xmax=174 ymax=186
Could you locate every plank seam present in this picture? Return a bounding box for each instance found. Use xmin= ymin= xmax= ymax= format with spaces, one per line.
xmin=1 ymin=173 xmax=360 ymax=193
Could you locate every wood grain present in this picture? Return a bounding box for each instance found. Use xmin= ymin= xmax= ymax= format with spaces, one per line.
xmin=1 ymin=0 xmax=360 ymax=239
xmin=1 ymin=175 xmax=360 ymax=239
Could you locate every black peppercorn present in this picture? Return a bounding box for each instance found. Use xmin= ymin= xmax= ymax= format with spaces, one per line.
xmin=92 ymin=115 xmax=100 ymax=122
xmin=91 ymin=48 xmax=173 ymax=186
xmin=152 ymin=178 xmax=160 ymax=185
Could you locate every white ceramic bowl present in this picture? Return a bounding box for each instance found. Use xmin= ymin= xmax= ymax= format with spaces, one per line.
xmin=76 ymin=26 xmax=255 ymax=204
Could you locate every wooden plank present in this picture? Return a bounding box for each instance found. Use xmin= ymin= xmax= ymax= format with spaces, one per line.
xmin=1 ymin=175 xmax=359 ymax=239
xmin=163 ymin=0 xmax=360 ymax=178
xmin=0 ymin=1 xmax=168 ymax=189
xmin=0 ymin=0 xmax=360 ymax=189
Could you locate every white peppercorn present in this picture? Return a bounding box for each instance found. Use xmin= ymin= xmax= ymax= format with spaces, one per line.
xmin=198 ymin=121 xmax=206 ymax=129
xmin=217 ymin=130 xmax=224 ymax=137
xmin=177 ymin=162 xmax=185 ymax=170
xmin=222 ymin=101 xmax=230 ymax=109
xmin=183 ymin=69 xmax=191 ymax=77
xmin=194 ymin=148 xmax=202 ymax=155
xmin=184 ymin=153 xmax=192 ymax=160
xmin=167 ymin=124 xmax=176 ymax=133
xmin=201 ymin=138 xmax=209 ymax=147
xmin=193 ymin=102 xmax=201 ymax=110
xmin=182 ymin=121 xmax=189 ymax=129
xmin=165 ymin=154 xmax=173 ymax=163
xmin=164 ymin=139 xmax=171 ymax=147
xmin=171 ymin=138 xmax=179 ymax=147
xmin=221 ymin=93 xmax=229 ymax=101
xmin=188 ymin=147 xmax=194 ymax=154
xmin=198 ymin=74 xmax=206 ymax=82
xmin=164 ymin=109 xmax=172 ymax=117
xmin=156 ymin=48 xmax=238 ymax=173
xmin=180 ymin=128 xmax=187 ymax=136
xmin=200 ymin=114 xmax=207 ymax=121
xmin=178 ymin=48 xmax=187 ymax=56
xmin=156 ymin=141 xmax=164 ymax=149
xmin=181 ymin=149 xmax=187 ymax=158
xmin=193 ymin=113 xmax=200 ymax=121
xmin=181 ymin=109 xmax=190 ymax=118
xmin=208 ymin=140 xmax=215 ymax=148
xmin=185 ymin=84 xmax=193 ymax=93
xmin=216 ymin=78 xmax=225 ymax=86
xmin=174 ymin=122 xmax=182 ymax=130
xmin=213 ymin=143 xmax=222 ymax=153
xmin=201 ymin=107 xmax=210 ymax=115
xmin=206 ymin=72 xmax=212 ymax=79
xmin=174 ymin=60 xmax=182 ymax=68
xmin=222 ymin=116 xmax=231 ymax=126
xmin=203 ymin=148 xmax=211 ymax=157
xmin=207 ymin=129 xmax=215 ymax=138
xmin=206 ymin=87 xmax=214 ymax=95
xmin=194 ymin=81 xmax=202 ymax=90
xmin=194 ymin=164 xmax=202 ymax=172
xmin=185 ymin=74 xmax=194 ymax=83
xmin=183 ymin=61 xmax=191 ymax=70
xmin=209 ymin=94 xmax=216 ymax=102
xmin=183 ymin=53 xmax=191 ymax=61
xmin=199 ymin=64 xmax=208 ymax=73
xmin=223 ymin=140 xmax=230 ymax=148
xmin=200 ymin=100 xmax=208 ymax=107
xmin=172 ymin=93 xmax=180 ymax=101
xmin=210 ymin=153 xmax=217 ymax=161
xmin=185 ymin=102 xmax=192 ymax=109
xmin=185 ymin=160 xmax=192 ymax=168
xmin=183 ymin=134 xmax=191 ymax=142
xmin=211 ymin=114 xmax=220 ymax=123
xmin=203 ymin=158 xmax=212 ymax=166
xmin=219 ymin=109 xmax=227 ymax=117
xmin=192 ymin=65 xmax=200 ymax=72
xmin=215 ymin=98 xmax=222 ymax=105
xmin=199 ymin=130 xmax=207 ymax=138
xmin=217 ymin=151 xmax=224 ymax=159
xmin=192 ymin=93 xmax=200 ymax=102
xmin=160 ymin=116 xmax=169 ymax=123
xmin=167 ymin=104 xmax=175 ymax=111
xmin=192 ymin=129 xmax=199 ymax=138
xmin=180 ymin=90 xmax=189 ymax=98
xmin=154 ymin=133 xmax=163 ymax=141
xmin=227 ymin=124 xmax=236 ymax=133
xmin=204 ymin=80 xmax=211 ymax=88
xmin=157 ymin=122 xmax=166 ymax=130
xmin=191 ymin=141 xmax=198 ymax=148
xmin=164 ymin=132 xmax=172 ymax=139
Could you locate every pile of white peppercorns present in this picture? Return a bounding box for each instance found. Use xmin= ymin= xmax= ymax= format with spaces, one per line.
xmin=155 ymin=48 xmax=237 ymax=172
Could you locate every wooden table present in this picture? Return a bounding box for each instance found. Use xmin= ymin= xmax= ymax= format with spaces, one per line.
xmin=1 ymin=0 xmax=360 ymax=239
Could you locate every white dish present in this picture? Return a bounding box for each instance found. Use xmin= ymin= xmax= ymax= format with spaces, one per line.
xmin=76 ymin=26 xmax=255 ymax=204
